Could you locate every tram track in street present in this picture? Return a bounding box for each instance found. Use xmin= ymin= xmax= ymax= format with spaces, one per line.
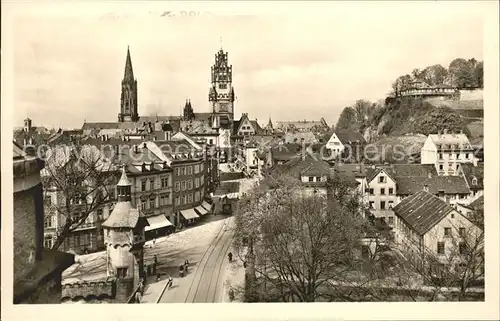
xmin=181 ymin=218 xmax=231 ymax=302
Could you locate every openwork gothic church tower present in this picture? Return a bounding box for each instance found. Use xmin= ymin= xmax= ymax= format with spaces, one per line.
xmin=209 ymin=48 xmax=235 ymax=121
xmin=118 ymin=47 xmax=139 ymax=122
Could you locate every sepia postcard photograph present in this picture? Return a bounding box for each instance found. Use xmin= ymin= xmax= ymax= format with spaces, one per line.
xmin=1 ymin=1 xmax=499 ymax=321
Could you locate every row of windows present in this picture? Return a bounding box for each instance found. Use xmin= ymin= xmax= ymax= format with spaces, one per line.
xmin=175 ymin=165 xmax=202 ymax=176
xmin=437 ymin=241 xmax=467 ymax=255
xmin=141 ymin=176 xmax=171 ymax=191
xmin=438 ymin=153 xmax=471 ymax=160
xmin=369 ymin=187 xmax=394 ymax=195
xmin=139 ymin=193 xmax=171 ymax=210
xmin=438 ymin=163 xmax=460 ymax=171
xmin=174 ymin=176 xmax=204 ymax=192
xmin=443 ymin=226 xmax=466 ymax=237
xmin=63 ymin=232 xmax=95 ymax=249
xmin=174 ymin=190 xmax=204 ymax=206
xmin=369 ymin=200 xmax=394 ymax=210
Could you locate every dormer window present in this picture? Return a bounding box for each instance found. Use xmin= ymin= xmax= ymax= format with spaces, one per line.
xmin=471 ymin=177 xmax=478 ymax=186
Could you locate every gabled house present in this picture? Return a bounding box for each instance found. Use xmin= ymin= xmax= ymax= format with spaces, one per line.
xmin=231 ymin=113 xmax=262 ymax=142
xmin=325 ymin=129 xmax=366 ymax=162
xmin=393 ymin=190 xmax=482 ymax=270
xmin=365 ymin=164 xmax=472 ymax=224
xmin=283 ymin=131 xmax=318 ymax=145
xmin=365 ymin=166 xmax=399 ymax=225
xmin=268 ymin=153 xmax=359 ymax=196
xmin=458 ymin=163 xmax=484 ymax=201
xmin=268 ymin=143 xmax=304 ymax=166
xmin=420 ymin=130 xmax=476 ymax=176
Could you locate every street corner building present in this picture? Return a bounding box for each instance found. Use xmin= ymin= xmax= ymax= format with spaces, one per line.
xmin=13 ymin=141 xmax=75 ymax=304
xmin=60 ymin=167 xmax=147 ymax=303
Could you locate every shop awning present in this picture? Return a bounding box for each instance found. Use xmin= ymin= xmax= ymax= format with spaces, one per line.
xmin=195 ymin=206 xmax=208 ymax=216
xmin=145 ymin=215 xmax=173 ymax=232
xmin=213 ymin=193 xmax=239 ymax=199
xmin=201 ymin=201 xmax=212 ymax=211
xmin=180 ymin=208 xmax=199 ymax=220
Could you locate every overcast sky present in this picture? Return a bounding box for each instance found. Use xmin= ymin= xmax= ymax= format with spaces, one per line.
xmin=8 ymin=2 xmax=485 ymax=129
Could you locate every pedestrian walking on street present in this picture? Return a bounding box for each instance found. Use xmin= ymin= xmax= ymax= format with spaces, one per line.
xmin=179 ymin=264 xmax=185 ymax=277
xmin=135 ymin=291 xmax=142 ymax=303
xmin=154 ymin=254 xmax=158 ymax=265
xmin=228 ymin=252 xmax=233 ymax=263
xmin=138 ymin=279 xmax=144 ymax=294
xmin=167 ymin=276 xmax=173 ymax=289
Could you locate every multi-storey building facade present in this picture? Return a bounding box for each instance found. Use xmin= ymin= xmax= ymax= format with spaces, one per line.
xmin=364 ymin=164 xmax=471 ymax=227
xmin=393 ymin=190 xmax=482 ymax=272
xmin=41 ymin=145 xmax=119 ymax=255
xmin=420 ymin=130 xmax=476 ymax=176
xmin=366 ymin=168 xmax=398 ymax=224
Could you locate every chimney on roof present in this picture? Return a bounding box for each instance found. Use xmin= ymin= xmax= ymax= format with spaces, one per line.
xmin=428 ymin=172 xmax=432 ymax=179
xmin=423 ymin=184 xmax=429 ymax=192
xmin=133 ymin=145 xmax=138 ymax=153
xmin=443 ymin=129 xmax=448 ymax=135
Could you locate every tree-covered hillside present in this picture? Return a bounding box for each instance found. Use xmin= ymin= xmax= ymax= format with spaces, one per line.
xmin=335 ymin=57 xmax=482 ymax=141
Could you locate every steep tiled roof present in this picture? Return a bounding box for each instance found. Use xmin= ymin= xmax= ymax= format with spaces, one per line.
xmin=284 ymin=131 xmax=317 ymax=144
xmin=335 ymin=130 xmax=366 ymax=144
xmin=366 ymin=164 xmax=436 ymax=182
xmin=13 ymin=128 xmax=51 ymax=147
xmin=277 ymin=118 xmax=329 ymax=131
xmin=393 ymin=190 xmax=455 ymax=235
xmin=186 ymin=121 xmax=218 ymax=135
xmin=102 ymin=202 xmax=139 ymax=228
xmin=460 ymin=163 xmax=484 ymax=190
xmin=193 ymin=112 xmax=213 ymax=122
xmin=250 ymin=120 xmax=263 ymax=134
xmin=429 ymin=133 xmax=473 ymax=150
xmin=271 ymin=143 xmax=303 ymax=161
xmin=469 ymin=195 xmax=484 ymax=210
xmin=335 ymin=163 xmax=370 ymax=178
xmin=82 ymin=122 xmax=121 ymax=130
xmin=396 ymin=175 xmax=470 ymax=195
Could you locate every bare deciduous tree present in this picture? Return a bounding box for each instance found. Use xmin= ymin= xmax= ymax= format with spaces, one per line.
xmin=233 ymin=173 xmax=375 ymax=302
xmin=42 ymin=144 xmax=118 ymax=250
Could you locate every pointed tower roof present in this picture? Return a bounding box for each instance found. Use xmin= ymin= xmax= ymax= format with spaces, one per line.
xmin=123 ymin=46 xmax=135 ymax=82
xmin=117 ymin=165 xmax=131 ymax=186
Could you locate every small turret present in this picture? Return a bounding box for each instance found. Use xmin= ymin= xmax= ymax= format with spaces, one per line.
xmin=116 ymin=166 xmax=132 ymax=202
